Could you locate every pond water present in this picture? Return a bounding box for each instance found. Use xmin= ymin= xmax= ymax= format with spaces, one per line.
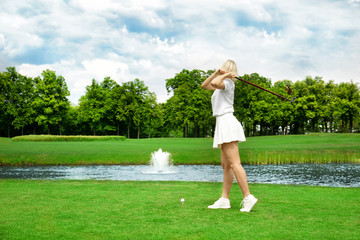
xmin=0 ymin=163 xmax=359 ymax=187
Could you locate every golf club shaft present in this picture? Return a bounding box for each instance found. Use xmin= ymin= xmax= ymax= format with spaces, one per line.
xmin=235 ymin=77 xmax=294 ymax=102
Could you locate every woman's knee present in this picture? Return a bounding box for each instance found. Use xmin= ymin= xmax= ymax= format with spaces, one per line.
xmin=221 ymin=156 xmax=232 ymax=170
xmin=222 ymin=162 xmax=232 ymax=171
xmin=222 ymin=158 xmax=241 ymax=170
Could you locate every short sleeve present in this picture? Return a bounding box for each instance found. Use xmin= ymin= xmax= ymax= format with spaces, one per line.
xmin=223 ymin=79 xmax=235 ymax=92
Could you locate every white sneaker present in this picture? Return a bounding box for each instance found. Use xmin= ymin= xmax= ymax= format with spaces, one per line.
xmin=208 ymin=197 xmax=231 ymax=209
xmin=240 ymin=194 xmax=258 ymax=212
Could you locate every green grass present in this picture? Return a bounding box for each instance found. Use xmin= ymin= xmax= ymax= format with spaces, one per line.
xmin=0 ymin=180 xmax=359 ymax=240
xmin=240 ymin=133 xmax=360 ymax=164
xmin=0 ymin=133 xmax=359 ymax=165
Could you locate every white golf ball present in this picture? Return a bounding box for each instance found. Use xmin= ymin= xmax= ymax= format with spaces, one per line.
xmin=181 ymin=198 xmax=185 ymax=203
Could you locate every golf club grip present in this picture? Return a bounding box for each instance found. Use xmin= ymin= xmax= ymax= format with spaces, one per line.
xmin=235 ymin=77 xmax=291 ymax=101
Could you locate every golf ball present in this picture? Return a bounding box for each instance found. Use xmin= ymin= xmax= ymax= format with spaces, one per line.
xmin=181 ymin=198 xmax=185 ymax=203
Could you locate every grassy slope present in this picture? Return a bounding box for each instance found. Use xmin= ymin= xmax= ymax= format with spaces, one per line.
xmin=239 ymin=133 xmax=360 ymax=164
xmin=0 ymin=180 xmax=359 ymax=240
xmin=0 ymin=133 xmax=359 ymax=165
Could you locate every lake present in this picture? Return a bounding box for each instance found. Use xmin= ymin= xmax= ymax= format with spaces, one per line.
xmin=0 ymin=163 xmax=359 ymax=187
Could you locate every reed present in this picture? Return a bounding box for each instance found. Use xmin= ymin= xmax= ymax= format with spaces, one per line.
xmin=242 ymin=149 xmax=359 ymax=164
xmin=238 ymin=133 xmax=360 ymax=164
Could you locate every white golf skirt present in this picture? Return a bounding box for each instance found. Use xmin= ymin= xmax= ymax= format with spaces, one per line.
xmin=213 ymin=113 xmax=246 ymax=148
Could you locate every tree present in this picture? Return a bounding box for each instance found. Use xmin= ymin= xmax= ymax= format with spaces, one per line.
xmin=78 ymin=79 xmax=105 ymax=136
xmin=273 ymin=80 xmax=295 ymax=134
xmin=1 ymin=65 xmax=359 ymax=137
xmin=165 ymin=69 xmax=211 ymax=137
xmin=110 ymin=83 xmax=127 ymax=136
xmin=101 ymin=77 xmax=119 ymax=134
xmin=333 ymin=81 xmax=360 ymax=132
xmin=33 ymin=70 xmax=70 ymax=135
xmin=291 ymin=80 xmax=310 ymax=134
xmin=234 ymin=73 xmax=273 ymax=136
xmin=61 ymin=103 xmax=82 ymax=135
xmin=6 ymin=68 xmax=36 ymax=135
xmin=187 ymin=87 xmax=213 ymax=137
xmin=142 ymin=92 xmax=162 ymax=138
xmin=0 ymin=69 xmax=13 ymax=137
xmin=110 ymin=78 xmax=154 ymax=138
xmin=129 ymin=79 xmax=154 ymax=138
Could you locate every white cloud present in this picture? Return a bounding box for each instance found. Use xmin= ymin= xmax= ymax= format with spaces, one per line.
xmin=1 ymin=0 xmax=360 ymax=104
xmin=0 ymin=12 xmax=44 ymax=57
xmin=0 ymin=33 xmax=5 ymax=47
xmin=82 ymin=55 xmax=129 ymax=79
xmin=348 ymin=0 xmax=360 ymax=7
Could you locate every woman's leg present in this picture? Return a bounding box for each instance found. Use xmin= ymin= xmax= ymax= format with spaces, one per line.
xmin=221 ymin=141 xmax=250 ymax=198
xmin=221 ymin=148 xmax=234 ymax=199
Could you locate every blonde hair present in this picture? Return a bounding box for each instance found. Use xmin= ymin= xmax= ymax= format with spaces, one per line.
xmin=220 ymin=59 xmax=238 ymax=82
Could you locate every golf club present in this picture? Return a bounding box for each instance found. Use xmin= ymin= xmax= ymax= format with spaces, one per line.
xmin=235 ymin=77 xmax=296 ymax=103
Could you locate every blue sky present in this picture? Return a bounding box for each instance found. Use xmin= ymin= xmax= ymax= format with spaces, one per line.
xmin=1 ymin=0 xmax=359 ymax=104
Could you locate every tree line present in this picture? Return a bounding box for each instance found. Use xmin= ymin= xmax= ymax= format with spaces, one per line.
xmin=1 ymin=67 xmax=359 ymax=138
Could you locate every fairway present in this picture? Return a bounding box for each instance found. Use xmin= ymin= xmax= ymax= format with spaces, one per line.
xmin=0 ymin=133 xmax=359 ymax=165
xmin=0 ymin=180 xmax=359 ymax=240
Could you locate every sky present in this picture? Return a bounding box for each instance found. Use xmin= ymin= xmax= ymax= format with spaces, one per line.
xmin=1 ymin=0 xmax=359 ymax=104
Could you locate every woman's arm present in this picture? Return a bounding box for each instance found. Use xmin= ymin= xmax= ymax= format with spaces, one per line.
xmin=201 ymin=69 xmax=228 ymax=90
xmin=202 ymin=69 xmax=236 ymax=90
xmin=201 ymin=71 xmax=218 ymax=90
xmin=209 ymin=71 xmax=236 ymax=90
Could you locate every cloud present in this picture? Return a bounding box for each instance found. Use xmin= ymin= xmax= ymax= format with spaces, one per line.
xmin=1 ymin=0 xmax=359 ymax=104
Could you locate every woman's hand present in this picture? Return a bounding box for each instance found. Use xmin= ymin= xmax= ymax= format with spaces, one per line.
xmin=223 ymin=72 xmax=236 ymax=79
xmin=202 ymin=69 xmax=236 ymax=90
xmin=216 ymin=69 xmax=236 ymax=79
xmin=215 ymin=69 xmax=226 ymax=75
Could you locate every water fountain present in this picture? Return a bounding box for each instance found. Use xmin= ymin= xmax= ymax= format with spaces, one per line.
xmin=142 ymin=148 xmax=178 ymax=174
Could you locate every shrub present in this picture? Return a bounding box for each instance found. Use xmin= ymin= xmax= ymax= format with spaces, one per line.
xmin=12 ymin=135 xmax=126 ymax=142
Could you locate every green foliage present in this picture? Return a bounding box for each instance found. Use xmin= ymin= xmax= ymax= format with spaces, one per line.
xmin=11 ymin=135 xmax=126 ymax=142
xmin=78 ymin=79 xmax=107 ymax=135
xmin=33 ymin=69 xmax=70 ymax=135
xmin=235 ymin=74 xmax=360 ymax=136
xmin=165 ymin=69 xmax=214 ymax=137
xmin=0 ymin=67 xmax=359 ymax=138
xmin=5 ymin=68 xmax=36 ymax=133
xmin=76 ymin=77 xmax=161 ymax=138
xmin=0 ymin=67 xmax=38 ymax=136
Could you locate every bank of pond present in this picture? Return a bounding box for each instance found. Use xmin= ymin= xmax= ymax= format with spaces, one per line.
xmin=0 ymin=133 xmax=359 ymax=166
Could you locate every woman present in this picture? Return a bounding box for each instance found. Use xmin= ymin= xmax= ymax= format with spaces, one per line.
xmin=201 ymin=59 xmax=257 ymax=212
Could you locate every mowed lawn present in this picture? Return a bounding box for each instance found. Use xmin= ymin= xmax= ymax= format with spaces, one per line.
xmin=0 ymin=180 xmax=359 ymax=240
xmin=0 ymin=133 xmax=359 ymax=165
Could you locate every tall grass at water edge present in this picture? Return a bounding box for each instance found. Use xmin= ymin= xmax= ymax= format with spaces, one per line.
xmin=0 ymin=133 xmax=359 ymax=165
xmin=240 ymin=133 xmax=360 ymax=164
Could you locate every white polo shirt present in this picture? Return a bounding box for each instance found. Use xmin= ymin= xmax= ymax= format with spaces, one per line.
xmin=211 ymin=78 xmax=235 ymax=117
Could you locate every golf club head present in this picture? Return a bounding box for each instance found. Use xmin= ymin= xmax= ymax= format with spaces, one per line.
xmin=290 ymin=97 xmax=296 ymax=103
